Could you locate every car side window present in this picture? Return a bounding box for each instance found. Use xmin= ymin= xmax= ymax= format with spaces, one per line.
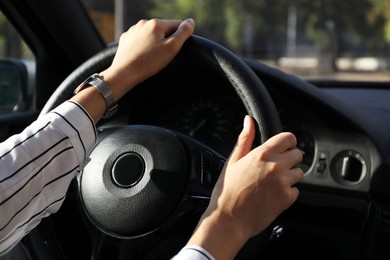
xmin=0 ymin=11 xmax=35 ymax=115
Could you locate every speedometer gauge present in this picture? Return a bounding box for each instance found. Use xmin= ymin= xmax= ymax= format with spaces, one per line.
xmin=155 ymin=97 xmax=243 ymax=157
xmin=178 ymin=98 xmax=230 ymax=142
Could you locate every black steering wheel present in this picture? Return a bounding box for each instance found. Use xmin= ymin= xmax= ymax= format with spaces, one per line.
xmin=28 ymin=35 xmax=283 ymax=260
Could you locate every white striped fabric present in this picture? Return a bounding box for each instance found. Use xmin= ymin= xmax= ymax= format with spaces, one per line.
xmin=0 ymin=101 xmax=95 ymax=255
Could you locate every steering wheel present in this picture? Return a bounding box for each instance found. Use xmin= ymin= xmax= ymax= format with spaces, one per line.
xmin=29 ymin=35 xmax=283 ymax=259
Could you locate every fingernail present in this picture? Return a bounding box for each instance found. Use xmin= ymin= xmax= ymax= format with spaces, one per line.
xmin=186 ymin=18 xmax=195 ymax=25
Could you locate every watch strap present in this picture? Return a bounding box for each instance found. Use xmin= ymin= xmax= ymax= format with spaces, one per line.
xmin=74 ymin=73 xmax=118 ymax=118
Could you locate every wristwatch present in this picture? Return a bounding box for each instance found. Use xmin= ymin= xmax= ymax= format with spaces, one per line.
xmin=74 ymin=73 xmax=118 ymax=118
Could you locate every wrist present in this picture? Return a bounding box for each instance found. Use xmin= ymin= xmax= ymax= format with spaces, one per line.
xmin=188 ymin=210 xmax=248 ymax=259
xmin=98 ymin=68 xmax=139 ymax=102
xmin=73 ymin=73 xmax=118 ymax=119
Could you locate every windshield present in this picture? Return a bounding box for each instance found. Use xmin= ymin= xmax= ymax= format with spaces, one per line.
xmin=81 ymin=0 xmax=390 ymax=82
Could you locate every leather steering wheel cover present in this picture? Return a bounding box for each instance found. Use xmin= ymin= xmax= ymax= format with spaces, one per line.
xmin=181 ymin=35 xmax=282 ymax=143
xmin=39 ymin=35 xmax=282 ymax=143
xmin=38 ymin=46 xmax=117 ymax=118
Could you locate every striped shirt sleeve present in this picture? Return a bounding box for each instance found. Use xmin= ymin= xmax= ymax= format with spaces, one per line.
xmin=172 ymin=245 xmax=215 ymax=260
xmin=0 ymin=100 xmax=96 ymax=256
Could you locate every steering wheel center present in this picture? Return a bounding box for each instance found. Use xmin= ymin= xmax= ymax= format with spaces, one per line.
xmin=80 ymin=126 xmax=188 ymax=238
xmin=112 ymin=152 xmax=145 ymax=188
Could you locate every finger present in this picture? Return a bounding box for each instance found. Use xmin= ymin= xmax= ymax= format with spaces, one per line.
xmin=130 ymin=19 xmax=183 ymax=40
xmin=285 ymin=186 xmax=301 ymax=209
xmin=288 ymin=167 xmax=305 ymax=184
xmin=168 ymin=18 xmax=195 ymax=40
xmin=227 ymin=115 xmax=256 ymax=163
xmin=278 ymin=169 xmax=303 ymax=211
xmin=260 ymin=132 xmax=297 ymax=154
xmin=155 ymin=19 xmax=184 ymax=36
xmin=160 ymin=18 xmax=194 ymax=45
xmin=279 ymin=147 xmax=304 ymax=169
xmin=166 ymin=18 xmax=195 ymax=48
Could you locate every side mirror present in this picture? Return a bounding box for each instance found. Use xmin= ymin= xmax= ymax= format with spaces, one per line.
xmin=0 ymin=59 xmax=31 ymax=114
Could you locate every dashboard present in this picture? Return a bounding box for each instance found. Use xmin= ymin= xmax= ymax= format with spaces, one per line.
xmin=102 ymin=58 xmax=384 ymax=198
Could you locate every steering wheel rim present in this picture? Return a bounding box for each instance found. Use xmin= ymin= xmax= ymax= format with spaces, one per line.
xmin=39 ymin=35 xmax=282 ymax=142
xmin=32 ymin=35 xmax=283 ymax=259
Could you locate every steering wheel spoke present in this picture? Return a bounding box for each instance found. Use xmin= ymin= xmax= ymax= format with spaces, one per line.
xmin=173 ymin=129 xmax=226 ymax=197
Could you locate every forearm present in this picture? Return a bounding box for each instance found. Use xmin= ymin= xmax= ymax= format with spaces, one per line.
xmin=0 ymin=101 xmax=95 ymax=255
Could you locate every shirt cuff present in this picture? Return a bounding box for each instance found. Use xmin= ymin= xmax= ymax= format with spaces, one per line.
xmin=49 ymin=100 xmax=96 ymax=165
xmin=172 ymin=245 xmax=215 ymax=260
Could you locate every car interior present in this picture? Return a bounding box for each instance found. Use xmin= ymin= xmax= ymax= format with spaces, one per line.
xmin=1 ymin=0 xmax=390 ymax=259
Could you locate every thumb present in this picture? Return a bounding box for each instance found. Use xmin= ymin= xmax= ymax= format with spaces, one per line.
xmin=227 ymin=115 xmax=256 ymax=163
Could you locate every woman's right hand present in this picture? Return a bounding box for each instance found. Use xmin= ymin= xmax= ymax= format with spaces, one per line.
xmin=187 ymin=115 xmax=304 ymax=259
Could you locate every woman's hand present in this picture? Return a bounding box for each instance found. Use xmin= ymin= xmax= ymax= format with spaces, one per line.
xmin=100 ymin=18 xmax=195 ymax=101
xmin=187 ymin=115 xmax=304 ymax=259
xmin=71 ymin=18 xmax=195 ymax=122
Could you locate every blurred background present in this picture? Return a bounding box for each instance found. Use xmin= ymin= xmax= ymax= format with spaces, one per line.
xmin=2 ymin=0 xmax=390 ymax=81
